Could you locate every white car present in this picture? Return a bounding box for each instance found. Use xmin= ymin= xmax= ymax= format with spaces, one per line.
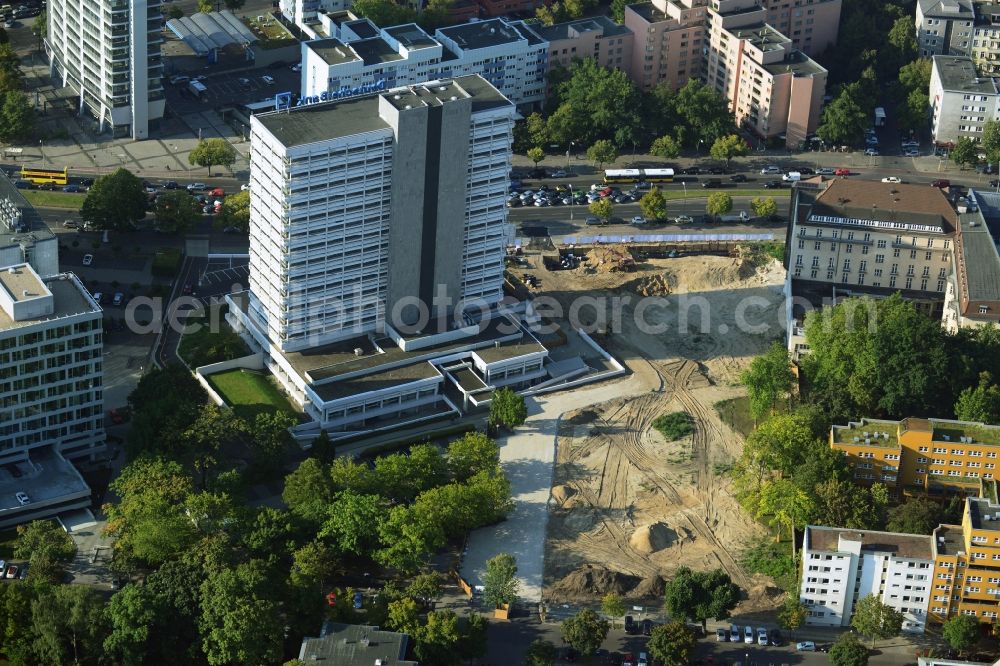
xmin=815 ymin=167 xmax=836 ymax=175
xmin=15 ymin=492 xmax=29 ymax=505
xmin=904 ymin=149 xmax=920 ymax=157
xmin=757 ymin=627 xmax=768 ymax=645
xmin=549 ymin=169 xmax=568 ymax=178
xmin=631 ymin=215 xmax=647 ymax=225
xmin=261 ymin=75 xmax=275 ymax=85
xmin=796 ymin=641 xmax=816 ymax=652
xmin=82 ymin=254 xmax=93 ymax=266
xmin=675 ymin=215 xmax=693 ymax=224
xmin=291 ymin=63 xmax=301 ymax=72
xmin=881 ymin=176 xmax=902 ymax=183
xmin=864 ymin=148 xmax=879 ymax=156
xmin=744 ymin=626 xmax=754 ymax=644
xmin=760 ymin=165 xmax=781 ymax=175
xmin=240 ymin=184 xmax=250 ymax=191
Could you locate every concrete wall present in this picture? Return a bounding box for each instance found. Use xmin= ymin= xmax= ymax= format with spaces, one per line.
xmin=434 ymin=97 xmax=472 ymax=302
xmin=193 ymin=354 xmax=266 ymax=408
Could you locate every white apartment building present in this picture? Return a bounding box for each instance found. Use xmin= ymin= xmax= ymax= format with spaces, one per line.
xmin=0 ymin=174 xmax=58 ymax=278
xmin=917 ymin=0 xmax=975 ymax=57
xmin=301 ymin=18 xmax=548 ymax=110
xmin=801 ymin=525 xmax=934 ymax=633
xmin=0 ymin=263 xmax=103 ymax=527
xmin=930 ymin=56 xmax=1000 ymax=145
xmin=46 ymin=0 xmax=165 ymax=139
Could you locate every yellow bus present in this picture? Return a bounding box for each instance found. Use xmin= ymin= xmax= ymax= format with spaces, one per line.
xmin=20 ymin=167 xmax=69 ymax=186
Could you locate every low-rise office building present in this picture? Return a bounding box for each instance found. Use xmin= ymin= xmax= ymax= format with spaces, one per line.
xmin=917 ymin=0 xmax=975 ymax=57
xmin=930 ymin=56 xmax=1000 ymax=146
xmin=800 ymin=525 xmax=934 ymax=633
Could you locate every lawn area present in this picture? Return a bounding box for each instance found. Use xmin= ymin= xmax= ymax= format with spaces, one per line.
xmin=714 ymin=396 xmax=755 ymax=438
xmin=22 ymin=190 xmax=86 ymax=209
xmin=207 ymin=369 xmax=298 ymax=421
xmin=0 ymin=528 xmax=18 ymax=560
xmin=178 ymin=309 xmax=249 ymax=368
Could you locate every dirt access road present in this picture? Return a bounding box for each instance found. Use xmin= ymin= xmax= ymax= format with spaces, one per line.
xmin=527 ymin=249 xmax=787 ymax=613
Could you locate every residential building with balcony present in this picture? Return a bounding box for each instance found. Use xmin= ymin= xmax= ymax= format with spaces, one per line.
xmin=972 ymin=2 xmax=1000 ymax=75
xmin=705 ymin=1 xmax=827 ymax=147
xmin=0 ymin=262 xmax=104 ymax=527
xmin=930 ymin=56 xmax=1000 ymax=145
xmin=227 ymin=75 xmax=551 ymax=441
xmin=917 ymin=0 xmax=975 ymax=57
xmin=942 ymin=189 xmax=1000 ymax=330
xmin=758 ymin=0 xmax=841 ymax=56
xmin=535 ymin=16 xmax=633 ymax=75
xmin=623 ymin=0 xmax=708 ymax=92
xmin=800 ymin=525 xmax=934 ymax=633
xmin=931 ymin=496 xmax=1000 ymax=624
xmin=301 ymin=18 xmax=548 ymax=110
xmin=45 ymin=0 xmax=165 ymax=139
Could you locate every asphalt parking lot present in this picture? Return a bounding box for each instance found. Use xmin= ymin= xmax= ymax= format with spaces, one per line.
xmin=164 ymin=64 xmax=301 ymax=115
xmin=197 ymin=259 xmax=250 ymax=304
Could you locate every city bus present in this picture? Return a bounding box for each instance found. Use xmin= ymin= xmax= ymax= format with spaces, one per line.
xmin=643 ymin=168 xmax=675 ymax=183
xmin=20 ymin=167 xmax=68 ymax=186
xmin=603 ymin=169 xmax=642 ymax=184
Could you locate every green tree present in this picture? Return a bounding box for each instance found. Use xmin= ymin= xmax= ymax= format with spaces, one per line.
xmin=709 ymin=134 xmax=748 ymax=166
xmin=899 ymin=58 xmax=932 ymax=94
xmin=639 ymin=187 xmax=668 ymax=221
xmin=489 ymin=387 xmax=527 ymax=430
xmin=524 ymin=639 xmax=557 ymax=666
xmin=527 ymin=146 xmax=545 ymax=167
xmin=412 ymin=610 xmax=463 ymax=664
xmin=407 ymin=572 xmax=445 ymax=603
xmin=33 ymin=10 xmax=47 ymax=39
xmin=650 ymin=134 xmax=681 ymax=159
xmin=188 ymin=138 xmax=237 ymax=176
xmin=886 ymin=496 xmax=945 ymax=534
xmin=154 ymin=190 xmax=200 ymax=234
xmin=647 ymin=621 xmax=697 ymax=666
xmin=813 ymin=479 xmax=888 ymax=531
xmin=457 ymin=612 xmax=488 ymax=661
xmin=740 ymin=342 xmax=794 ymax=423
xmin=887 ymin=16 xmax=917 ymax=63
xmin=955 ymin=372 xmax=1000 ymax=424
xmin=664 ymin=567 xmax=740 ymax=631
xmin=80 ymin=168 xmax=148 ymax=232
xmin=560 ymin=608 xmax=609 ymax=656
xmin=942 ymin=614 xmax=980 ymax=656
xmin=778 ymin=597 xmax=808 ymax=637
xmin=706 ymin=192 xmax=733 ymax=217
xmin=951 ymin=137 xmax=979 ymax=168
xmin=483 ymin=552 xmax=519 ymax=609
xmin=14 ymin=520 xmax=75 ymax=583
xmin=829 ymin=633 xmax=870 ymax=666
xmin=525 ymin=112 xmax=549 ymax=147
xmin=282 ymin=457 xmax=335 ymax=525
xmin=290 ymin=539 xmax=340 ymax=591
xmin=816 ymin=86 xmax=869 ymax=147
xmin=673 ymin=79 xmax=736 ymax=148
xmin=750 ymin=196 xmax=778 ymax=220
xmin=198 ymin=560 xmax=283 ymax=666
xmin=732 ymin=411 xmax=820 ymax=511
xmin=546 ymin=58 xmax=642 ymax=146
xmin=896 ymin=87 xmax=928 ymax=134
xmin=181 ymin=404 xmax=247 ymax=489
xmin=757 ymin=478 xmax=815 ymax=558
xmin=103 ymin=585 xmax=159 ymax=666
xmin=386 ymin=597 xmax=422 ymax=635
xmin=0 ymin=91 xmax=33 ymax=142
xmin=196 ymin=0 xmax=212 ymax=12
xmin=31 ymin=584 xmax=108 ymax=666
xmin=165 ymin=5 xmax=184 ymax=19
xmin=588 ymin=197 xmax=614 ymax=222
xmin=319 ymin=490 xmax=383 ymax=556
xmin=601 ymin=592 xmax=625 ymax=627
xmin=610 ymin=0 xmax=626 ymax=22
xmin=983 ymin=119 xmax=1000 ymax=165
xmin=214 ymin=189 xmax=250 ymax=232
xmin=850 ymin=594 xmax=904 ymax=648
xmin=801 ymin=294 xmax=951 ymax=419
xmin=587 ymin=139 xmax=618 ymax=170
xmin=447 ymin=431 xmax=499 ymax=481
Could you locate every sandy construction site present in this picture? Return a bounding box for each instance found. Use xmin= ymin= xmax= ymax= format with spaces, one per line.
xmin=521 ymin=245 xmax=788 ymax=612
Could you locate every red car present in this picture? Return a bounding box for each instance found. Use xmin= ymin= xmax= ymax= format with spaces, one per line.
xmin=931 ymin=179 xmax=951 ymax=188
xmin=834 ymin=168 xmax=851 ymax=176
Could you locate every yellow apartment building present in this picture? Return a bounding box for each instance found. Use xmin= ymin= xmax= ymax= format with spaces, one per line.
xmin=931 ymin=495 xmax=1000 ymax=624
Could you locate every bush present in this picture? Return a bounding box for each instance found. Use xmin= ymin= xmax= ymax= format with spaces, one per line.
xmin=741 ymin=536 xmax=797 ymax=590
xmin=652 ymin=412 xmax=693 ymax=440
xmin=151 ymin=247 xmax=182 ymax=278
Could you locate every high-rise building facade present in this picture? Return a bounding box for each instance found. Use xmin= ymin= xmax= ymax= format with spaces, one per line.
xmin=46 ymin=0 xmax=165 ymax=139
xmin=931 ymin=496 xmax=1000 ymax=624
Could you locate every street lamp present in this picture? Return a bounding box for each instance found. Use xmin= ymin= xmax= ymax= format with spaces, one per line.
xmin=568 ymin=183 xmax=573 ymax=221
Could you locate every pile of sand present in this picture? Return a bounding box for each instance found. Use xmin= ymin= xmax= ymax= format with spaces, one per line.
xmin=584 ymin=244 xmax=635 ymax=273
xmin=628 ymin=522 xmax=676 ymax=554
xmin=548 ymin=565 xmax=642 ymax=601
xmin=624 ymin=273 xmax=672 ymax=297
xmin=551 ymin=484 xmax=578 ymax=507
xmin=628 ymin=575 xmax=666 ymax=600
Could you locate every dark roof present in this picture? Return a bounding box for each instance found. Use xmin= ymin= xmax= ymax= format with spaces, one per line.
xmin=807 ymin=525 xmax=934 ymax=559
xmin=918 ymin=0 xmax=973 ymax=19
xmin=384 ymin=23 xmax=438 ymax=49
xmin=808 ymin=179 xmax=957 ymax=233
xmin=533 ymin=15 xmax=631 ymax=42
xmin=350 ymin=37 xmax=404 ymax=66
xmin=344 ymin=18 xmax=379 ymax=39
xmin=933 ymin=56 xmax=999 ymax=95
xmin=298 ymin=623 xmax=417 ymax=665
xmin=763 ymin=50 xmax=826 ymax=77
xmin=311 ymin=361 xmax=441 ymax=402
xmin=437 ymin=18 xmax=537 ymax=50
xmin=307 ymin=38 xmax=360 ymax=65
xmin=955 ymin=207 xmax=1000 ymax=303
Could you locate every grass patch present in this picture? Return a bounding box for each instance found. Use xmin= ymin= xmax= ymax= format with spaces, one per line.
xmin=178 ymin=309 xmax=249 ymax=368
xmin=741 ymin=535 xmax=798 ymax=592
xmin=660 ymin=188 xmax=791 ymax=201
xmin=0 ymin=528 xmax=17 ymax=560
xmin=22 ymin=190 xmax=86 ymax=209
xmin=757 ymin=241 xmax=786 ymax=262
xmin=151 ymin=247 xmax=182 ymax=278
xmin=652 ymin=411 xmax=694 ymax=440
xmin=714 ymin=396 xmax=755 ymax=438
xmin=206 ymin=368 xmax=297 ymax=421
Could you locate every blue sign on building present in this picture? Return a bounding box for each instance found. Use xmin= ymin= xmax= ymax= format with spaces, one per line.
xmin=274 ymin=79 xmax=389 ymax=111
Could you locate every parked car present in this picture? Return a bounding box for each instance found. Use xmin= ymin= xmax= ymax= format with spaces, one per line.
xmin=757 ymin=627 xmax=768 ymax=645
xmin=881 ymin=176 xmax=902 ymax=183
xmin=62 ymin=184 xmax=82 ymax=192
xmin=744 ymin=626 xmax=754 ymax=643
xmin=798 ymin=166 xmax=815 ymax=175
xmin=769 ymin=629 xmax=784 ymax=646
xmin=82 ymin=254 xmax=93 ymax=266
xmin=291 ymin=63 xmax=301 ymax=72
xmin=730 ymin=174 xmax=747 ymax=182
xmin=816 ymin=167 xmax=836 ymax=175
xmin=834 ymin=168 xmax=851 ymax=176
xmin=796 ymin=641 xmax=816 ymax=651
xmin=631 ymin=215 xmax=647 ymax=225
xmin=261 ymin=75 xmax=275 ymax=85
xmin=169 ymin=75 xmax=190 ymax=85
xmin=680 ymin=166 xmax=701 ymax=175
xmin=549 ymin=169 xmax=568 ymax=178
xmin=92 ymin=292 xmax=104 ymax=304
xmin=702 ymin=179 xmax=723 ymax=188
xmin=760 ymin=165 xmax=781 ymax=175
xmin=17 ymin=564 xmax=27 ymax=580
xmin=625 ymin=616 xmax=636 ymax=635
xmin=112 ymin=292 xmax=124 ymax=307
xmin=864 ymin=148 xmax=879 ymax=156
xmin=352 ymin=591 xmax=363 ymax=609
xmin=931 ymin=179 xmax=951 ymax=188
xmin=716 ymin=628 xmax=729 ymax=642
xmin=186 ymin=182 xmax=207 ymax=192
xmin=730 ymin=624 xmax=740 ymax=642
xmin=904 ymin=148 xmax=920 ymax=157
xmin=15 ymin=492 xmax=29 ymax=505
xmin=62 ymin=220 xmax=78 ymax=228
xmin=162 ymin=181 xmax=179 ymax=189
xmin=637 ymin=652 xmax=648 ymax=666
xmin=4 ymin=565 xmax=16 ymax=579
xmin=675 ymin=215 xmax=693 ymax=224
xmin=763 ymin=180 xmax=783 ymax=189
xmin=585 ymin=216 xmax=602 ymax=226
xmin=641 ymin=619 xmax=653 ymax=636
xmin=208 ymin=187 xmax=225 ymax=198
xmin=13 ymin=179 xmax=33 ymax=189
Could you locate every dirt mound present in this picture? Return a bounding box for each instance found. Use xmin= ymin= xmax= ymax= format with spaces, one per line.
xmin=704 ymin=262 xmax=742 ymax=287
xmin=551 ymin=484 xmax=578 ymax=506
xmin=564 ymin=409 xmax=599 ymax=425
xmin=628 ymin=575 xmax=666 ymax=599
xmin=628 ymin=522 xmax=676 ymax=554
xmin=548 ymin=565 xmax=641 ymax=601
xmin=562 ymin=507 xmax=597 ymax=530
xmin=584 ymin=245 xmax=635 ymax=273
xmin=622 ymin=273 xmax=672 ymax=297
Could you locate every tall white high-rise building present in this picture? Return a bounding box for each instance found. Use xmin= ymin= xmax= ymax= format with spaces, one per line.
xmin=46 ymin=0 xmax=165 ymax=139
xmin=243 ymin=75 xmax=514 ymax=353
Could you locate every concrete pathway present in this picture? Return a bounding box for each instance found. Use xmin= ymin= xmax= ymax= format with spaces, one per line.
xmin=461 ymin=370 xmax=655 ymax=604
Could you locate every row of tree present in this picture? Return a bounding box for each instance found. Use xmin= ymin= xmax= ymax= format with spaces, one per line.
xmin=0 ymin=42 xmax=34 ymax=142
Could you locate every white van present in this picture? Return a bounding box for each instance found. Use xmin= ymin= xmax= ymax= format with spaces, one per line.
xmin=782 ymin=171 xmax=801 ymax=182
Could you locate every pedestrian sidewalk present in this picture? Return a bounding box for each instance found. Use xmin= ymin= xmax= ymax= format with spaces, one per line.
xmin=702 ymin=619 xmax=941 ymax=656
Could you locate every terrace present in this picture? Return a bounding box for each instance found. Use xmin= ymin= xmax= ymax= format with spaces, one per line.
xmin=831 ymin=421 xmax=901 ymax=448
xmin=932 ymin=422 xmax=1000 ymax=447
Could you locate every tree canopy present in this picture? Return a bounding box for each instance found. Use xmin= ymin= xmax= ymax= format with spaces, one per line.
xmin=155 ymin=190 xmax=201 ymax=234
xmin=816 ymin=84 xmax=869 ymax=147
xmin=489 ymin=387 xmax=527 ymax=430
xmin=850 ymin=594 xmax=903 ymax=648
xmin=664 ymin=567 xmax=740 ymax=630
xmin=709 ymin=134 xmax=748 ymax=165
xmin=80 ymin=168 xmax=148 ymax=232
xmin=188 ymin=139 xmax=237 ymax=176
xmin=640 ymin=187 xmax=668 ymax=221
xmin=214 ymin=190 xmax=250 ymax=232
xmin=483 ymin=553 xmax=519 ymax=609
xmin=740 ymin=342 xmax=794 ymax=422
xmin=648 ymin=621 xmax=697 ymax=666
xmin=705 ymin=192 xmax=733 ymax=217
xmin=942 ymin=614 xmax=980 ymax=656
xmin=829 ymin=633 xmax=870 ymax=666
xmin=560 ymin=609 xmax=609 ymax=655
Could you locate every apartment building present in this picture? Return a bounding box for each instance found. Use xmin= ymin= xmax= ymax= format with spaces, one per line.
xmin=622 ymin=0 xmax=707 ymax=92
xmin=0 ymin=263 xmax=103 ymax=527
xmin=535 ymin=16 xmax=633 ymax=74
xmin=931 ymin=496 xmax=1000 ymax=624
xmin=930 ymin=56 xmax=1000 ymax=145
xmin=759 ymin=0 xmax=842 ymax=56
xmin=301 ymin=18 xmax=548 ymax=109
xmin=916 ymin=0 xmax=975 ymax=57
xmin=943 ymin=189 xmax=1000 ymax=329
xmin=784 ymin=179 xmax=957 ymax=355
xmin=705 ymin=1 xmax=828 ymax=147
xmin=972 ymin=3 xmax=1000 ymax=75
xmin=46 ymin=0 xmax=165 ymax=139
xmin=800 ymin=525 xmax=934 ymax=633
xmin=831 ymin=416 xmax=1000 ymax=500
xmin=227 ymin=76 xmax=550 ymax=440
